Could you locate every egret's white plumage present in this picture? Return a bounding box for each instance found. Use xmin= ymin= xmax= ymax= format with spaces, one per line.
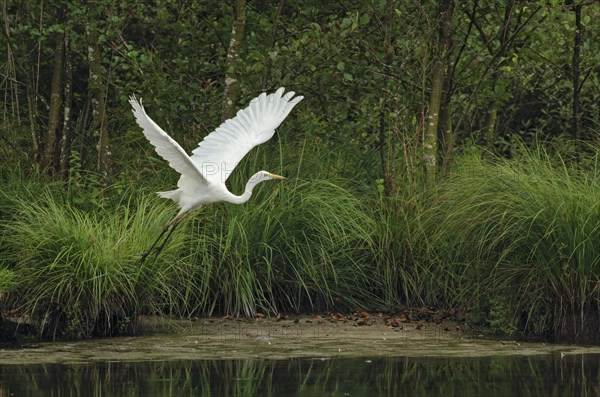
xmin=130 ymin=88 xmax=302 ymax=262
xmin=129 ymin=87 xmax=303 ymax=217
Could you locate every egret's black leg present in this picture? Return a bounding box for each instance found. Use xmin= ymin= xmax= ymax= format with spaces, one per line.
xmin=151 ymin=217 xmax=183 ymax=260
xmin=138 ymin=215 xmax=184 ymax=265
xmin=139 ymin=223 xmax=171 ymax=265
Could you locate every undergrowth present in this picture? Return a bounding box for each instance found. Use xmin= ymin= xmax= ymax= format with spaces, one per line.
xmin=0 ymin=144 xmax=598 ymax=342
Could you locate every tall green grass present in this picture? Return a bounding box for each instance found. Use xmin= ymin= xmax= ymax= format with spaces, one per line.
xmin=1 ymin=189 xmax=201 ymax=338
xmin=1 ymin=142 xmax=597 ymax=342
xmin=418 ymin=146 xmax=600 ymax=340
xmin=374 ymin=196 xmax=435 ymax=307
xmin=0 ymin=176 xmax=382 ymax=336
xmin=188 ymin=178 xmax=381 ymax=316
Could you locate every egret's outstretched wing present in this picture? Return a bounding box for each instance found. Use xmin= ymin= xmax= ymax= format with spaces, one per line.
xmin=129 ymin=96 xmax=207 ymax=183
xmin=191 ymin=87 xmax=303 ymax=183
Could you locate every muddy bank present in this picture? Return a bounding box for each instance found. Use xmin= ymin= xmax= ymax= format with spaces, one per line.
xmin=2 ymin=313 xmax=600 ymax=365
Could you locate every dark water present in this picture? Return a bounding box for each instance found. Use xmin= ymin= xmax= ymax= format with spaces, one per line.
xmin=1 ymin=354 xmax=599 ymax=396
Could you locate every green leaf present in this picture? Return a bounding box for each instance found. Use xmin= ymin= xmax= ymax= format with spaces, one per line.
xmin=582 ymin=15 xmax=591 ymax=26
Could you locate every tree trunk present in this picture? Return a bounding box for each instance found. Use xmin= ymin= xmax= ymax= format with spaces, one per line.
xmin=424 ymin=0 xmax=454 ymax=179
xmin=438 ymin=2 xmax=457 ymax=175
xmin=60 ymin=31 xmax=73 ymax=179
xmin=26 ymin=88 xmax=40 ymax=164
xmin=87 ymin=1 xmax=111 ymax=182
xmin=484 ymin=2 xmax=514 ymax=151
xmin=261 ymin=0 xmax=284 ymax=88
xmin=484 ymin=106 xmax=497 ymax=149
xmin=379 ymin=0 xmax=396 ymax=196
xmin=221 ymin=0 xmax=246 ymax=121
xmin=1 ymin=0 xmax=21 ymax=127
xmin=2 ymin=1 xmax=42 ymax=163
xmin=423 ymin=64 xmax=443 ymax=177
xmin=571 ymin=3 xmax=583 ymax=159
xmin=43 ymin=30 xmax=65 ymax=174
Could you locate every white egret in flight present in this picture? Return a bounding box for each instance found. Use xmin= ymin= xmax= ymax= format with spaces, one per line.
xmin=130 ymin=87 xmax=303 ymax=262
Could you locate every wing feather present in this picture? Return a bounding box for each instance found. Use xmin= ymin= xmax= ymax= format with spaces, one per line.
xmin=129 ymin=96 xmax=207 ymax=184
xmin=191 ymin=87 xmax=303 ymax=183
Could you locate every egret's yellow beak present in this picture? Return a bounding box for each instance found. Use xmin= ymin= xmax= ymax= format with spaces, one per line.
xmin=268 ymin=173 xmax=286 ymax=180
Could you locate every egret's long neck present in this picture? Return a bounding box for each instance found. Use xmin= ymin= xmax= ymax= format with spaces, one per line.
xmin=227 ymin=172 xmax=268 ymax=204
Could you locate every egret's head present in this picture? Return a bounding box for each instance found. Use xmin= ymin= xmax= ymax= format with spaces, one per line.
xmin=248 ymin=170 xmax=286 ymax=184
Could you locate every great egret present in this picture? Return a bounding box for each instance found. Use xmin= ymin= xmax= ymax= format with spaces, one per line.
xmin=130 ymin=87 xmax=303 ymax=262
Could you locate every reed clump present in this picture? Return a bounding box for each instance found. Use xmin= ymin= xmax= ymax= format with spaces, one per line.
xmin=417 ymin=146 xmax=599 ymax=341
xmin=1 ymin=191 xmax=200 ymax=338
xmin=187 ymin=178 xmax=381 ymax=316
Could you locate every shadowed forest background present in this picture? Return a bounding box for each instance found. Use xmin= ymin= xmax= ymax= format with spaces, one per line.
xmin=1 ymin=0 xmax=599 ymax=342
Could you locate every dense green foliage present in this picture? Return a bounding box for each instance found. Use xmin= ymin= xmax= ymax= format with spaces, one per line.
xmin=1 ymin=1 xmax=599 ymax=341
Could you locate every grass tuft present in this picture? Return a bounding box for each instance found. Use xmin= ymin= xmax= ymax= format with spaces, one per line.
xmin=417 ymin=145 xmax=600 ymax=340
xmin=188 ymin=178 xmax=382 ymax=316
xmin=1 ymin=189 xmax=201 ymax=338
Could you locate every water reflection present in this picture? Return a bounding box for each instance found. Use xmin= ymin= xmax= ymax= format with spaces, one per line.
xmin=1 ymin=354 xmax=599 ymax=396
